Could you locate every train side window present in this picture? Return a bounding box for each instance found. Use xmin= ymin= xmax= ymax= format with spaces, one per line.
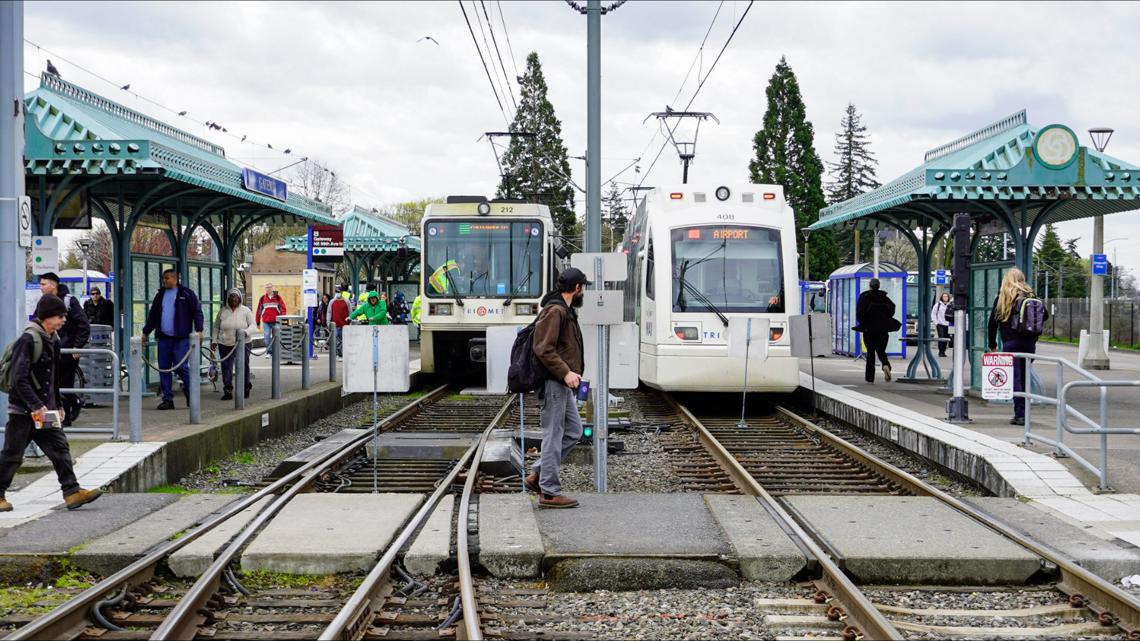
xmin=645 ymin=240 xmax=655 ymax=300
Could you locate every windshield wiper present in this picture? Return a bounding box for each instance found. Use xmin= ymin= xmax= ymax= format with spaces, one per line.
xmin=503 ymin=271 xmax=535 ymax=307
xmin=677 ymin=275 xmax=729 ymax=327
xmin=444 ymin=268 xmax=464 ymax=307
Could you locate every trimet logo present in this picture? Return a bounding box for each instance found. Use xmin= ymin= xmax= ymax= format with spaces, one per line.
xmin=466 ymin=306 xmax=503 ymax=317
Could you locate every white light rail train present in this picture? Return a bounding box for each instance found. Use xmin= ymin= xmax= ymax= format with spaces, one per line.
xmin=419 ymin=196 xmax=566 ymax=376
xmin=621 ymin=184 xmax=801 ymax=392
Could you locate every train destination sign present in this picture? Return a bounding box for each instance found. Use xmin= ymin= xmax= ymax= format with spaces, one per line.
xmin=684 ymin=227 xmax=754 ymax=241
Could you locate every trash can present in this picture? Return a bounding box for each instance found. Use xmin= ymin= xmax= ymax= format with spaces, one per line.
xmin=277 ymin=315 xmax=306 ymax=364
xmin=79 ymin=324 xmax=116 ymax=405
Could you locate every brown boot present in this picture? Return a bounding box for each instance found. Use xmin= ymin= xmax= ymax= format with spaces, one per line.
xmin=0 ymin=496 xmax=11 ymax=512
xmin=65 ymin=488 xmax=103 ymax=511
xmin=539 ymin=494 xmax=579 ymax=509
xmin=525 ymin=472 xmax=540 ymax=494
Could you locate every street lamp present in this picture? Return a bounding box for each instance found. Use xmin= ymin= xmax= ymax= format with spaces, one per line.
xmin=801 ymin=228 xmax=812 ymax=281
xmin=75 ymin=239 xmax=95 ymax=296
xmin=1083 ymin=128 xmax=1115 ymax=369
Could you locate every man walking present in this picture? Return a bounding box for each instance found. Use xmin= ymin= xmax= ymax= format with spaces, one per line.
xmin=329 ymin=291 xmax=350 ymax=356
xmin=141 ymin=269 xmax=204 ymax=410
xmin=39 ymin=273 xmax=90 ymax=426
xmin=256 ymin=284 xmax=286 ymax=356
xmin=0 ymin=296 xmax=102 ymax=512
xmin=855 ymin=278 xmax=899 ymax=383
xmin=524 ymin=267 xmax=588 ymax=509
xmin=82 ymin=286 xmax=115 ymax=326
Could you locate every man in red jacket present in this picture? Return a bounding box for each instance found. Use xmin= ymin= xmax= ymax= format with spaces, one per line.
xmin=328 ymin=291 xmax=350 ymax=356
xmin=256 ymin=284 xmax=286 ymax=356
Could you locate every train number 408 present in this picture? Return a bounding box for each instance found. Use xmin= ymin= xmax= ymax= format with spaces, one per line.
xmin=715 ymin=214 xmax=735 ymax=220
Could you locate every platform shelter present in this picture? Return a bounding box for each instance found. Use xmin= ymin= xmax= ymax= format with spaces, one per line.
xmin=809 ymin=110 xmax=1140 ymax=387
xmin=22 ymin=73 xmax=337 ymax=369
xmin=342 ymin=206 xmax=421 ymax=299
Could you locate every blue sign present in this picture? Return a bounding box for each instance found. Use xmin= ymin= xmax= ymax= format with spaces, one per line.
xmin=1091 ymin=253 xmax=1108 ymax=276
xmin=935 ymin=269 xmax=948 ymax=285
xmin=241 ymin=168 xmax=288 ymax=202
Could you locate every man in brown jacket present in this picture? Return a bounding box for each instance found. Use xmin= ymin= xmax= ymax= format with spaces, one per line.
xmin=524 ymin=267 xmax=588 ymax=509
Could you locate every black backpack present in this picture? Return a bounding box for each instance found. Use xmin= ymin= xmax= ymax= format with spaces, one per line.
xmin=507 ymin=320 xmax=547 ymax=393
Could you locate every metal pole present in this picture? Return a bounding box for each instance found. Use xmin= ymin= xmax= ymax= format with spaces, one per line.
xmin=301 ymin=320 xmax=310 ymax=390
xmin=585 ymin=0 xmax=607 ymax=493
xmin=1085 ymin=215 xmax=1110 ymax=369
xmin=738 ymin=318 xmax=752 ymax=429
xmin=235 ymin=331 xmax=246 ymax=410
xmin=872 ymin=235 xmax=881 ymax=278
xmin=1098 ymin=387 xmax=1109 ymax=490
xmin=271 ymin=324 xmax=281 ymax=399
xmin=188 ymin=333 xmax=201 ymax=424
xmin=0 ymin=1 xmax=25 ymax=420
xmin=129 ymin=336 xmax=143 ymax=442
xmin=371 ymin=326 xmax=379 ymax=494
xmin=947 ymin=308 xmax=969 ymax=422
xmin=803 ymin=239 xmax=810 ymax=281
xmin=82 ymin=254 xmax=89 ymax=297
xmin=854 ymin=229 xmax=861 ymax=264
xmin=328 ymin=323 xmax=337 ymax=382
xmin=592 ymin=256 xmax=607 ymax=492
xmin=110 ymin=350 xmax=120 ymax=441
xmin=519 ymin=393 xmax=525 ymax=494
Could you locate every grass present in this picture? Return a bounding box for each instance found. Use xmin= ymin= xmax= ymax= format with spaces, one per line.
xmin=1040 ymin=335 xmax=1140 ymax=351
xmin=147 ymin=484 xmax=195 ymax=495
xmin=238 ymin=570 xmax=337 ymax=591
xmin=234 ymin=452 xmax=256 ymax=466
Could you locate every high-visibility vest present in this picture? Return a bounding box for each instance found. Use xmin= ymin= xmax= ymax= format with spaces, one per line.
xmin=428 ymin=260 xmax=459 ymax=294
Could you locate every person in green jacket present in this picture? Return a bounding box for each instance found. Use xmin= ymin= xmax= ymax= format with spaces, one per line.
xmin=351 ymin=291 xmax=389 ymax=325
xmin=410 ymin=294 xmax=422 ymax=326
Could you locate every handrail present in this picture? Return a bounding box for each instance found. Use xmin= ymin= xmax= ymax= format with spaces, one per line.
xmin=1060 ymin=380 xmax=1140 ymax=435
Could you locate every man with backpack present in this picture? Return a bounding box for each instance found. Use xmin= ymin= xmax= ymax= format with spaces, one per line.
xmin=854 ymin=278 xmax=900 ymax=383
xmin=0 ymin=296 xmax=103 ymax=512
xmin=39 ymin=272 xmax=90 ymax=426
xmin=988 ymin=267 xmax=1048 ymax=426
xmin=522 ymin=267 xmax=588 ymax=510
xmin=256 ymin=284 xmax=286 ymax=356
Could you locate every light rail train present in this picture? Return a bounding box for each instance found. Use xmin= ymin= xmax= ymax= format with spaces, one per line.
xmin=418 ymin=196 xmax=566 ymax=376
xmin=622 ymin=184 xmax=801 ymax=392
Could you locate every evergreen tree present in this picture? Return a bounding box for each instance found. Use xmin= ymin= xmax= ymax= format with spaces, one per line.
xmin=1035 ymin=224 xmax=1067 ymax=298
xmin=602 ymin=183 xmax=629 ymax=251
xmin=1061 ymin=238 xmax=1088 ymax=298
xmin=748 ymin=57 xmax=838 ymax=280
xmin=496 ymin=52 xmax=576 ymax=238
xmin=826 ymin=103 xmax=880 ymax=264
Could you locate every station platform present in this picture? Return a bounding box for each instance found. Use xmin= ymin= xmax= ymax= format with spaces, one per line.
xmin=798 ymin=341 xmax=1140 ymax=550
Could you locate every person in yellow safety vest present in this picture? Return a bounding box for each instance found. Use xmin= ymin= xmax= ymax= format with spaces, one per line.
xmin=428 ymin=260 xmax=459 ymax=294
xmin=410 ymin=295 xmax=422 ymax=326
xmin=351 ymin=291 xmax=389 ymax=325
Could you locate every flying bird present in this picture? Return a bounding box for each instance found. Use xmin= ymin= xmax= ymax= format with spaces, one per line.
xmin=120 ymin=84 xmax=130 ymax=90
xmin=267 ymin=144 xmax=273 ymax=149
xmin=46 ymin=60 xmax=61 ymax=77
xmin=178 ymin=110 xmax=187 ymax=116
xmin=417 ymin=35 xmax=440 ymax=45
xmin=241 ymin=135 xmax=247 ymax=142
xmin=283 ymin=149 xmax=291 ymax=154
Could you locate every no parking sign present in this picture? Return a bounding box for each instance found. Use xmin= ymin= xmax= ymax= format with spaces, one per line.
xmin=982 ymin=352 xmax=1014 ymax=400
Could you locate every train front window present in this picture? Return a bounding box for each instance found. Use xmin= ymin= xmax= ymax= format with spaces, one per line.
xmin=671 ymin=225 xmax=784 ymax=314
xmin=424 ymin=220 xmax=543 ymax=298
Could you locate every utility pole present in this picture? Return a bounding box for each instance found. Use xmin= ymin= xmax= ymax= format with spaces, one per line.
xmin=585 ymin=0 xmax=606 ymax=493
xmin=1 ymin=1 xmax=25 ymax=419
xmin=1084 ymin=128 xmax=1114 ymax=370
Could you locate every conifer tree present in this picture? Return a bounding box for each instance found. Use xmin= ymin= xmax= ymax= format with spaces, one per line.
xmin=826 ymin=103 xmax=880 ymax=263
xmin=748 ymin=57 xmax=838 ymax=280
xmin=1035 ymin=224 xmax=1067 ymax=297
xmin=602 ymin=183 xmax=629 ymax=251
xmin=496 ymin=52 xmax=576 ymax=238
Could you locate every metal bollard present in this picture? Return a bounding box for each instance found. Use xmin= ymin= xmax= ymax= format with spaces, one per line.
xmin=235 ymin=331 xmax=247 ymax=410
xmin=129 ymin=337 xmax=143 ymax=442
xmin=301 ymin=321 xmax=310 ymax=390
xmin=271 ymin=324 xmax=282 ymax=400
xmin=328 ymin=325 xmax=337 ymax=382
xmin=189 ymin=333 xmax=201 ymax=424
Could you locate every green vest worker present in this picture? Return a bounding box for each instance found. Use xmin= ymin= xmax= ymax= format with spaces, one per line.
xmin=351 ymin=292 xmax=390 ymax=325
xmin=410 ymin=295 xmax=423 ymax=326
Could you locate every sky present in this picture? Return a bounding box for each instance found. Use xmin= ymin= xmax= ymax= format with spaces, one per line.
xmin=21 ymin=0 xmax=1140 ymax=272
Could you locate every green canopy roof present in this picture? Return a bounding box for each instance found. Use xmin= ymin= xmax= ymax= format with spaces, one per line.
xmin=277 ymin=206 xmax=422 ymax=254
xmin=810 ymin=110 xmax=1140 ymax=234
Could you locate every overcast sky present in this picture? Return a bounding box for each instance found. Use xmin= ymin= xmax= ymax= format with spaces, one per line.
xmin=22 ymin=1 xmax=1140 ymax=271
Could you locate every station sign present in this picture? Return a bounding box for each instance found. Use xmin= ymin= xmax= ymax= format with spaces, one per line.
xmin=302 ymin=269 xmax=318 ymax=308
xmin=30 ymin=235 xmax=59 ymax=274
xmin=311 ymin=225 xmax=344 ymax=262
xmin=981 ymin=352 xmax=1014 ymax=400
xmin=241 ymin=168 xmax=288 ymax=202
xmin=1091 ymin=253 xmax=1108 ymax=276
xmin=18 ymin=196 xmax=31 ymax=248
xmin=935 ymin=269 xmax=948 ymax=285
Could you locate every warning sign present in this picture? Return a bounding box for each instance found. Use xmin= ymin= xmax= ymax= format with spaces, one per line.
xmin=982 ymin=352 xmax=1014 ymax=400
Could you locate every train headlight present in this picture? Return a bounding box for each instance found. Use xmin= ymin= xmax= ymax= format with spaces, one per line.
xmin=477 ymin=202 xmax=491 ymax=216
xmin=674 ymin=326 xmax=700 ymax=341
xmin=514 ymin=303 xmax=537 ymax=316
xmin=769 ymin=326 xmax=785 ymax=342
xmin=715 ymin=186 xmax=731 ymax=201
xmin=429 ymin=303 xmax=453 ymax=316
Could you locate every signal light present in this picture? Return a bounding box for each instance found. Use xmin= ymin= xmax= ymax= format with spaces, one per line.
xmin=674 ymin=326 xmax=700 ymax=341
xmin=687 ymin=229 xmax=701 ymax=239
xmin=769 ymin=327 xmax=784 ymax=342
xmin=670 ymin=192 xmax=683 ymax=200
xmin=763 ymin=193 xmax=776 ymax=200
xmin=582 ymin=424 xmax=594 ymax=442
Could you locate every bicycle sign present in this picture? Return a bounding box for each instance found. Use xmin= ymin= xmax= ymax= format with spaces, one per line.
xmin=982 ymin=352 xmax=1014 ymax=400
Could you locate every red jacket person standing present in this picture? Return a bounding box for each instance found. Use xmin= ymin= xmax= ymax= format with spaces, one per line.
xmin=256 ymin=284 xmax=286 ymax=356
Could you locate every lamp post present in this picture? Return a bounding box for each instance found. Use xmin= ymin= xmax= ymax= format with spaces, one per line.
xmin=1084 ymin=128 xmax=1115 ymax=370
xmin=801 ymin=228 xmax=812 ymax=281
xmin=75 ymin=239 xmax=95 ymax=296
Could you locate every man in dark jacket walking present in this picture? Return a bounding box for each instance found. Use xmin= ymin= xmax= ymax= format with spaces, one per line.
xmin=39 ymin=273 xmax=90 ymax=426
xmin=82 ymin=286 xmax=115 ymax=326
xmin=141 ymin=269 xmax=204 ymax=410
xmin=855 ymin=278 xmax=899 ymax=383
xmin=0 ymin=296 xmax=102 ymax=512
xmin=524 ymin=267 xmax=588 ymax=509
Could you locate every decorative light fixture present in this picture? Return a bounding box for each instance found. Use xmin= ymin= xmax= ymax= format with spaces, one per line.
xmin=1089 ymin=127 xmax=1114 ymax=153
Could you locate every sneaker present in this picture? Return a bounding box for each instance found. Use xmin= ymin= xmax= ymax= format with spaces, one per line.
xmin=525 ymin=472 xmax=540 ymax=494
xmin=883 ymin=365 xmax=892 ymax=381
xmin=65 ymin=488 xmax=103 ymax=510
xmin=221 ymin=392 xmax=233 ymax=401
xmin=1010 ymin=417 xmax=1025 ymax=426
xmin=0 ymin=496 xmax=11 ymax=512
xmin=539 ymin=494 xmax=579 ymax=509
xmin=156 ymin=399 xmax=175 ymax=411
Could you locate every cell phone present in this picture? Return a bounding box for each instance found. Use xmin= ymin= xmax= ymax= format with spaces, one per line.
xmin=577 ymin=380 xmax=590 ymax=402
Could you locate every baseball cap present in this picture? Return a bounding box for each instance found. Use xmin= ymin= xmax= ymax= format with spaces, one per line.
xmin=557 ymin=267 xmax=592 ymax=288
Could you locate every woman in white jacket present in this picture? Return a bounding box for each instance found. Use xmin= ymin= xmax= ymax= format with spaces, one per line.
xmin=931 ymin=292 xmax=952 ymax=357
xmin=212 ymin=289 xmax=258 ymax=400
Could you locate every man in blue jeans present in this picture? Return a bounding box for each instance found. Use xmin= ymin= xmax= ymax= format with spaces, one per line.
xmin=141 ymin=269 xmax=204 ymax=410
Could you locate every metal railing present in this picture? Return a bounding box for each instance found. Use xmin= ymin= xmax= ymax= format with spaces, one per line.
xmin=1014 ymin=352 xmax=1140 ymax=490
xmin=60 ymin=347 xmax=121 ymax=440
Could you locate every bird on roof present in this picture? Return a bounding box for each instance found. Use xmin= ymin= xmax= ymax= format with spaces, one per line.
xmin=178 ymin=110 xmax=187 ymax=116
xmin=284 ymin=149 xmax=291 ymax=154
xmin=417 ymin=35 xmax=439 ymax=45
xmin=267 ymin=143 xmax=273 ymax=149
xmin=120 ymin=84 xmax=130 ymax=90
xmin=205 ymin=121 xmax=213 ymax=127
xmin=222 ymin=128 xmax=227 ymax=133
xmin=46 ymin=60 xmax=61 ymax=77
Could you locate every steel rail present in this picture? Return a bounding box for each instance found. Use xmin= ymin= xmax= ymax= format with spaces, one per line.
xmin=321 ymin=395 xmax=513 ymax=641
xmin=774 ymin=405 xmax=1140 ymax=634
xmin=5 ymin=385 xmax=449 ymax=641
xmin=666 ymin=397 xmax=903 ymax=641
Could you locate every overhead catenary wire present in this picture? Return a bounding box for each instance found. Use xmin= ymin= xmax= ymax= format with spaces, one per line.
xmin=479 ymin=0 xmax=518 ymax=113
xmin=470 ymin=0 xmax=514 ymax=120
xmin=495 ymin=1 xmax=521 ymax=81
xmin=458 ymin=1 xmax=511 ymax=125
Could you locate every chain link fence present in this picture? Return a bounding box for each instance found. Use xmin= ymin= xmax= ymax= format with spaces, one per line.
xmin=1043 ymin=298 xmax=1140 ymax=348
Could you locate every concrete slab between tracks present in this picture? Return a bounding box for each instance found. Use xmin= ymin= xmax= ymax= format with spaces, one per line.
xmin=479 ymin=494 xmax=545 ymax=578
xmin=367 ymin=432 xmax=479 ymax=460
xmin=241 ymin=493 xmax=425 ymax=575
xmin=404 ymin=496 xmax=454 ymax=576
xmin=704 ymin=495 xmax=808 ymax=581
xmin=784 ymin=496 xmax=1040 ymax=585
xmin=72 ymin=493 xmax=239 ymax=576
xmin=169 ymin=495 xmax=274 ymax=578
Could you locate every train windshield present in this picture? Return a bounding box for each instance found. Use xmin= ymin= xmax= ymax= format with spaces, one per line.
xmin=671 ymin=225 xmax=784 ymax=314
xmin=424 ymin=219 xmax=543 ymax=298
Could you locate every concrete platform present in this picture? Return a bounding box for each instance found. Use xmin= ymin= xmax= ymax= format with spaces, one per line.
xmin=241 ymin=493 xmax=424 ymax=575
xmin=404 ymin=496 xmax=454 ymax=576
xmin=169 ymin=495 xmax=273 ymax=577
xmin=965 ymin=497 xmax=1140 ymax=582
xmin=704 ymin=495 xmax=808 ymax=581
xmin=73 ymin=494 xmax=239 ymax=576
xmin=785 ymin=496 xmax=1041 ymax=585
xmin=478 ymin=494 xmax=545 ymax=578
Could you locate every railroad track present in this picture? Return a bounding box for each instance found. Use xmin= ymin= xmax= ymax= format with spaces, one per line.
xmin=4 ymin=386 xmax=516 ymax=641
